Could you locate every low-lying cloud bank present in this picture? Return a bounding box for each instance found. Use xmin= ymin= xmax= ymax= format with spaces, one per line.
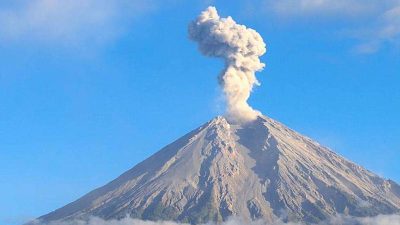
xmin=30 ymin=214 xmax=400 ymax=225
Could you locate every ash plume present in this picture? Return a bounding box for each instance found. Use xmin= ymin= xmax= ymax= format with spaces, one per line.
xmin=189 ymin=6 xmax=266 ymax=123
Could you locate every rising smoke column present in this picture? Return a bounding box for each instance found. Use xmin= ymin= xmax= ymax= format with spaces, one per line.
xmin=189 ymin=6 xmax=267 ymax=123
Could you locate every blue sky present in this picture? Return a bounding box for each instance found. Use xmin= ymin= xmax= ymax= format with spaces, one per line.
xmin=0 ymin=0 xmax=399 ymax=224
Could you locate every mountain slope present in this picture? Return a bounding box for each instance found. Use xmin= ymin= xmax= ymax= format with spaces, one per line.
xmin=35 ymin=116 xmax=400 ymax=224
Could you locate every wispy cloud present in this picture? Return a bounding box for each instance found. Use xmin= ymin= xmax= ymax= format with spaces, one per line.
xmin=348 ymin=5 xmax=400 ymax=54
xmin=263 ymin=0 xmax=400 ymax=53
xmin=0 ymin=0 xmax=156 ymax=45
xmin=265 ymin=0 xmax=396 ymax=18
xmin=359 ymin=5 xmax=400 ymax=53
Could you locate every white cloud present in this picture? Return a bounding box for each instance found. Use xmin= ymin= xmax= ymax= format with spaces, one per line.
xmin=262 ymin=0 xmax=400 ymax=53
xmin=357 ymin=214 xmax=400 ymax=225
xmin=382 ymin=5 xmax=400 ymax=33
xmin=29 ymin=214 xmax=400 ymax=225
xmin=0 ymin=0 xmax=156 ymax=45
xmin=265 ymin=0 xmax=397 ymax=18
xmin=378 ymin=6 xmax=400 ymax=42
xmin=353 ymin=5 xmax=400 ymax=53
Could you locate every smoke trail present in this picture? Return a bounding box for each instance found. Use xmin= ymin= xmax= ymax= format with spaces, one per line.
xmin=189 ymin=6 xmax=267 ymax=124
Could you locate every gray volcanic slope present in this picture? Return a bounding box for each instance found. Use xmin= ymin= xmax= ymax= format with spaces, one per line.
xmin=36 ymin=116 xmax=400 ymax=224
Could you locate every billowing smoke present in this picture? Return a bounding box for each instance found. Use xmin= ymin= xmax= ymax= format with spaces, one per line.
xmin=189 ymin=6 xmax=266 ymax=124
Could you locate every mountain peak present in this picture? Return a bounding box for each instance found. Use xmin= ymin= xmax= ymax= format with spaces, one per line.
xmin=35 ymin=116 xmax=400 ymax=225
xmin=210 ymin=115 xmax=229 ymax=123
xmin=206 ymin=116 xmax=231 ymax=132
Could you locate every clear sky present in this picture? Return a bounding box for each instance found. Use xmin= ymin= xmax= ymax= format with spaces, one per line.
xmin=0 ymin=1 xmax=399 ymax=225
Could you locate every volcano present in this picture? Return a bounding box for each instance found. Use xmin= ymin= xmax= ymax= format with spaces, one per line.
xmin=34 ymin=116 xmax=400 ymax=224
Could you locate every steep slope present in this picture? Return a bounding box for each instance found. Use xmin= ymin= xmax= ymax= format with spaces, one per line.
xmin=35 ymin=116 xmax=400 ymax=224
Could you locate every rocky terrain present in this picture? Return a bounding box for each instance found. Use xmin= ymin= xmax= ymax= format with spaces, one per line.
xmin=35 ymin=116 xmax=400 ymax=224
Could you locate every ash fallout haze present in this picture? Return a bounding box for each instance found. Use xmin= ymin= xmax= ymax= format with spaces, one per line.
xmin=0 ymin=1 xmax=400 ymax=225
